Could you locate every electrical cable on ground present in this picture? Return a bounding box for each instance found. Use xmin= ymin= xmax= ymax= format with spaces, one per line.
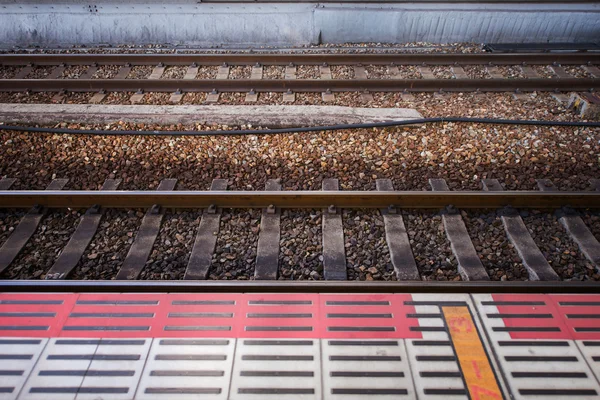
xmin=0 ymin=117 xmax=599 ymax=136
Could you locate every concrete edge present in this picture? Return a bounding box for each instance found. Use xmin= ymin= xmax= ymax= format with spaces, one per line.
xmin=0 ymin=104 xmax=423 ymax=128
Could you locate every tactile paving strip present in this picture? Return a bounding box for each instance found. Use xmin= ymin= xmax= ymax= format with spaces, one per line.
xmin=405 ymin=294 xmax=505 ymax=399
xmin=230 ymin=338 xmax=321 ymax=399
xmin=1 ymin=292 xmax=600 ymax=400
xmin=322 ymin=339 xmax=415 ymax=399
xmin=0 ymin=339 xmax=47 ymax=400
xmin=137 ymin=338 xmax=235 ymax=400
xmin=473 ymin=294 xmax=600 ymax=399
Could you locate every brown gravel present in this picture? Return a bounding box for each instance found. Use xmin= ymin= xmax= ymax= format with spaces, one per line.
xmin=102 ymin=92 xmax=134 ymax=104
xmin=1 ymin=115 xmax=598 ymax=193
xmin=208 ymin=210 xmax=260 ymax=280
xmin=229 ymin=66 xmax=251 ymax=79
xmin=163 ymin=66 xmax=186 ymax=79
xmin=463 ymin=65 xmax=489 ymax=79
xmin=140 ymin=93 xmax=170 ymax=105
xmin=263 ymin=66 xmax=285 ymax=79
xmin=92 ymin=66 xmax=119 ymax=79
xmin=218 ymin=92 xmax=246 ymax=104
xmin=0 ymin=209 xmax=82 ymax=279
xmin=127 ymin=66 xmax=152 ymax=79
xmin=70 ymin=209 xmax=142 ymax=280
xmin=462 ymin=210 xmax=528 ymax=281
xmin=196 ymin=66 xmax=217 ymax=79
xmin=278 ymin=210 xmax=323 ymax=280
xmin=432 ymin=66 xmax=455 ymax=79
xmin=60 ymin=66 xmax=87 ymax=79
xmin=26 ymin=67 xmax=54 ymax=79
xmin=497 ymin=66 xmax=524 ymax=79
xmin=365 ymin=65 xmax=389 ymax=79
xmin=523 ymin=211 xmax=598 ymax=280
xmin=255 ymin=92 xmax=282 ymax=104
xmin=0 ymin=67 xmax=19 ymax=79
xmin=331 ymin=66 xmax=353 ymax=79
xmin=532 ymin=65 xmax=555 ymax=78
xmin=296 ymin=65 xmax=319 ymax=79
xmin=397 ymin=65 xmax=421 ymax=79
xmin=0 ymin=209 xmax=25 ymax=247
xmin=344 ymin=210 xmax=394 ymax=281
xmin=582 ymin=212 xmax=600 ymax=244
xmin=139 ymin=210 xmax=199 ymax=280
xmin=404 ymin=211 xmax=459 ymax=281
xmin=58 ymin=92 xmax=93 ymax=104
xmin=181 ymin=92 xmax=207 ymax=104
xmin=0 ymin=42 xmax=484 ymax=55
xmin=0 ymin=92 xmax=53 ymax=103
xmin=564 ymin=66 xmax=592 ymax=79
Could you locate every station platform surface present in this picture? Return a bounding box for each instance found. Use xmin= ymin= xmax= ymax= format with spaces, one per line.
xmin=1 ymin=292 xmax=600 ymax=399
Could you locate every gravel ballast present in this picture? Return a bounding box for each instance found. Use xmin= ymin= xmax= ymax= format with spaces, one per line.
xmin=0 ymin=43 xmax=599 ymax=282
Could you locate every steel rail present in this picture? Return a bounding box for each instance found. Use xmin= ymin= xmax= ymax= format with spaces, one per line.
xmin=1 ymin=78 xmax=598 ymax=93
xmin=1 ymin=280 xmax=599 ymax=294
xmin=1 ymin=53 xmax=599 ymax=66
xmin=0 ymin=190 xmax=599 ymax=209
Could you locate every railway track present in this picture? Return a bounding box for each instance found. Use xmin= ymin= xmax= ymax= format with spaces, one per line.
xmin=0 ymin=53 xmax=599 ymax=103
xmin=0 ymin=176 xmax=599 ymax=284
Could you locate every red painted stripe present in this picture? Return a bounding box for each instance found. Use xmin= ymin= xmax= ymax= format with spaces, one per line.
xmin=0 ymin=293 xmax=77 ymax=337
xmin=490 ymin=294 xmax=600 ymax=340
xmin=551 ymin=294 xmax=600 ymax=340
xmin=0 ymin=292 xmax=425 ymax=339
xmin=319 ymin=294 xmax=421 ymax=339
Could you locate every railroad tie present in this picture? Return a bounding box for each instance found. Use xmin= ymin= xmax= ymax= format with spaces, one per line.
xmin=429 ymin=178 xmax=489 ymax=281
xmin=115 ymin=179 xmax=178 ymax=280
xmin=245 ymin=64 xmax=262 ymax=103
xmin=184 ymin=179 xmax=228 ymax=280
xmin=129 ymin=89 xmax=145 ymax=104
xmin=322 ymin=179 xmax=347 ymax=280
xmin=205 ymin=64 xmax=230 ymax=103
xmin=0 ymin=178 xmax=16 ymax=190
xmin=482 ymin=179 xmax=559 ymax=281
xmin=78 ymin=65 xmax=97 ymax=80
xmin=44 ymin=179 xmax=121 ymax=280
xmin=114 ymin=65 xmax=132 ymax=79
xmin=549 ymin=65 xmax=572 ymax=79
xmin=376 ymin=179 xmax=419 ymax=280
xmin=485 ymin=65 xmax=504 ymax=79
xmin=319 ymin=65 xmax=334 ymax=102
xmin=254 ymin=179 xmax=282 ymax=280
xmin=90 ymin=89 xmax=107 ymax=104
xmin=388 ymin=65 xmax=401 ymax=79
xmin=13 ymin=65 xmax=32 ymax=79
xmin=149 ymin=64 xmax=166 ymax=80
xmin=47 ymin=65 xmax=65 ymax=79
xmin=283 ymin=65 xmax=296 ymax=102
xmin=450 ymin=65 xmax=468 ymax=80
xmin=584 ymin=65 xmax=600 ymax=78
xmin=170 ymin=64 xmax=199 ymax=103
xmin=418 ymin=66 xmax=436 ymax=80
xmin=184 ymin=64 xmax=199 ymax=80
xmin=0 ymin=179 xmax=68 ymax=275
xmin=537 ymin=179 xmax=600 ymax=270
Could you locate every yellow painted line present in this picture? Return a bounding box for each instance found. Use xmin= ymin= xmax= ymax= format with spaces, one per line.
xmin=442 ymin=306 xmax=503 ymax=400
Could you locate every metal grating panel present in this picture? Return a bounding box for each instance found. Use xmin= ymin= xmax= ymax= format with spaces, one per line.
xmin=0 ymin=338 xmax=47 ymax=400
xmin=136 ymin=338 xmax=234 ymax=400
xmin=19 ymin=338 xmax=99 ymax=400
xmin=230 ymin=338 xmax=321 ymax=399
xmin=322 ymin=339 xmax=414 ymax=398
xmin=474 ymin=294 xmax=600 ymax=399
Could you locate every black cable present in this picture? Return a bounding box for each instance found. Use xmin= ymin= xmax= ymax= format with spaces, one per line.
xmin=0 ymin=117 xmax=599 ymax=136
